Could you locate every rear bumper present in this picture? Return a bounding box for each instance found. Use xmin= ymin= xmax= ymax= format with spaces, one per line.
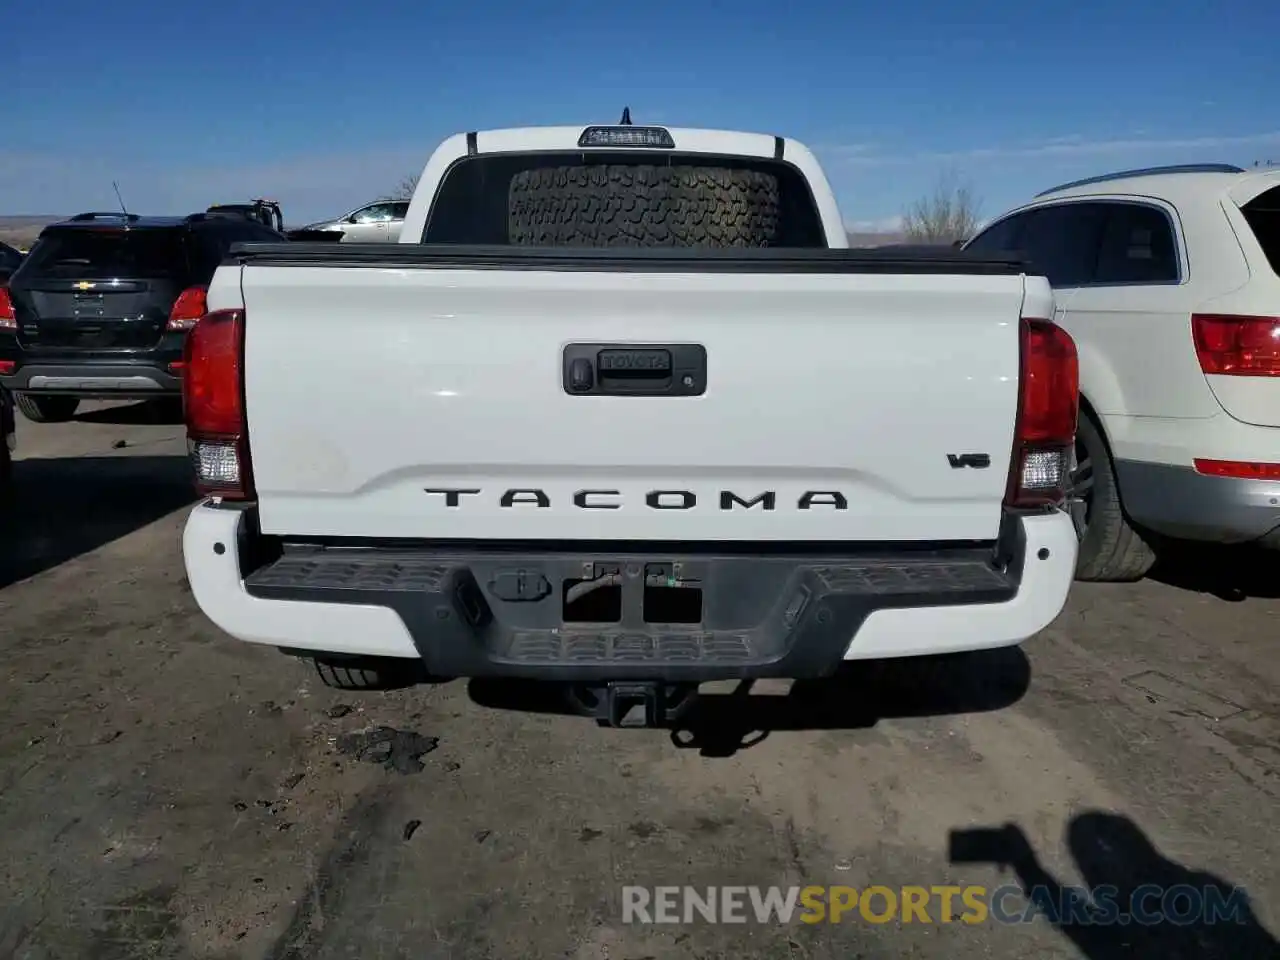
xmin=1115 ymin=460 xmax=1280 ymax=547
xmin=0 ymin=362 xmax=181 ymax=397
xmin=182 ymin=504 xmax=1078 ymax=679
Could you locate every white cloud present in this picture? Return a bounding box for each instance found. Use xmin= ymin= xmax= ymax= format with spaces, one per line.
xmin=819 ymin=129 xmax=1280 ymax=168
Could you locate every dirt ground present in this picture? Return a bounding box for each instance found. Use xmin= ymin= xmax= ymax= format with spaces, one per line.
xmin=1 ymin=401 xmax=1277 ymax=960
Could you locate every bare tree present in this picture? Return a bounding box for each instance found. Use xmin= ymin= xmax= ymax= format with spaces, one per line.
xmin=383 ymin=173 xmax=419 ymax=200
xmin=902 ymin=173 xmax=982 ymax=245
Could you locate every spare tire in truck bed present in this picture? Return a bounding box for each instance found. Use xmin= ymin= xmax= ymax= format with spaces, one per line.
xmin=508 ymin=164 xmax=782 ymax=247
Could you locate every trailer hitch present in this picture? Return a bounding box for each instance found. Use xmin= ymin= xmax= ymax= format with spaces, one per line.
xmin=566 ymin=682 xmax=698 ymax=728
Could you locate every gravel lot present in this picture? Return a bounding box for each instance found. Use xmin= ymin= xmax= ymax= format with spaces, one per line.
xmin=2 ymin=402 xmax=1278 ymax=959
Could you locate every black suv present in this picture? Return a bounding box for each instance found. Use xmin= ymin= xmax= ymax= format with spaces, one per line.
xmin=0 ymin=212 xmax=284 ymax=422
xmin=0 ymin=241 xmax=22 ymax=284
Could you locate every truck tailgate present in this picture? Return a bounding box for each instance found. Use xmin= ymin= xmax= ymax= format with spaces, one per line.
xmin=238 ymin=252 xmax=1028 ymax=542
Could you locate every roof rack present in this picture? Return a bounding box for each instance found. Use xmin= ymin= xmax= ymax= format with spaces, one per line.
xmin=1036 ymin=163 xmax=1246 ymax=197
xmin=69 ymin=211 xmax=141 ymax=222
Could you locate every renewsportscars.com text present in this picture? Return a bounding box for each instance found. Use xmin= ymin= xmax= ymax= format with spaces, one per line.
xmin=622 ymin=884 xmax=1252 ymax=927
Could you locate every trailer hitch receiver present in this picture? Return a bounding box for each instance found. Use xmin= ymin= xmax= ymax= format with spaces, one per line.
xmin=568 ymin=681 xmax=698 ymax=728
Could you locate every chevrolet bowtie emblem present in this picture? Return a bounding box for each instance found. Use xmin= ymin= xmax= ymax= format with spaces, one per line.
xmin=74 ymin=281 xmax=96 ymax=291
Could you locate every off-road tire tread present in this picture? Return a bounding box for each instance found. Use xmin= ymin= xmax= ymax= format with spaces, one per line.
xmin=508 ymin=164 xmax=782 ymax=247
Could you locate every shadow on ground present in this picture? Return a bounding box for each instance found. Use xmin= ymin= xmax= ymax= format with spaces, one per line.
xmin=0 ymin=454 xmax=194 ymax=588
xmin=469 ymin=647 xmax=1030 ymax=757
xmin=1147 ymin=541 xmax=1280 ymax=601
xmin=949 ymin=811 xmax=1278 ymax=959
xmin=73 ymin=398 xmax=184 ymax=426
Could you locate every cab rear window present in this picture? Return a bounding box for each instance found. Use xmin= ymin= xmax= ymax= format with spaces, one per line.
xmin=422 ymin=151 xmax=827 ymax=248
xmin=21 ymin=228 xmax=187 ymax=280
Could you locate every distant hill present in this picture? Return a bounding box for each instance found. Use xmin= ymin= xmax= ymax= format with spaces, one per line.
xmin=0 ymin=215 xmax=60 ymax=250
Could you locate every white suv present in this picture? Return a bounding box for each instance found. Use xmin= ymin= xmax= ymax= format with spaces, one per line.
xmin=966 ymin=163 xmax=1280 ymax=581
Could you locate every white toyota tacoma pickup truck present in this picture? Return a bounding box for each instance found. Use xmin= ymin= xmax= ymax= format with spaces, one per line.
xmin=180 ymin=120 xmax=1079 ymax=726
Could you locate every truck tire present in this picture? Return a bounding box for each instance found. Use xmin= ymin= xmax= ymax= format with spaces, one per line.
xmin=508 ymin=164 xmax=782 ymax=248
xmin=15 ymin=394 xmax=79 ymax=423
xmin=312 ymin=656 xmax=423 ymax=691
xmin=1071 ymin=413 xmax=1156 ymax=582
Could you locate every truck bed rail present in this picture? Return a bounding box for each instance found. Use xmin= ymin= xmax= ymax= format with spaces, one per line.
xmin=226 ymin=242 xmax=1030 ymax=275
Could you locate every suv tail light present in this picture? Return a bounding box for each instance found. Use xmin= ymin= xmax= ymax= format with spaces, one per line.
xmin=1005 ymin=318 xmax=1079 ymax=508
xmin=183 ymin=308 xmax=253 ymax=500
xmin=1193 ymin=459 xmax=1280 ymax=480
xmin=168 ymin=285 xmax=208 ymax=332
xmin=0 ymin=287 xmax=15 ymax=331
xmin=1192 ymin=314 xmax=1280 ymax=376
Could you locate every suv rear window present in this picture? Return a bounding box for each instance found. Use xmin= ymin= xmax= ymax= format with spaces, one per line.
xmin=21 ymin=228 xmax=187 ymax=280
xmin=1241 ymin=185 xmax=1280 ymax=277
xmin=422 ymin=151 xmax=827 ymax=248
xmin=1094 ymin=203 xmax=1178 ymax=284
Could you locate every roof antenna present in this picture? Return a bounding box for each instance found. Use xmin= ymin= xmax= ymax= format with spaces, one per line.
xmin=112 ymin=180 xmax=129 ymax=217
xmin=620 ymin=106 xmax=632 ymax=126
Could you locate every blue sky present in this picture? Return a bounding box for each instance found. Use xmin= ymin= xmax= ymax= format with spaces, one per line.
xmin=4 ymin=0 xmax=1278 ymax=229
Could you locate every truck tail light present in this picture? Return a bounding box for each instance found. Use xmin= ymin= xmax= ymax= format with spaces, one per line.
xmin=184 ymin=308 xmax=254 ymax=500
xmin=1192 ymin=314 xmax=1280 ymax=376
xmin=0 ymin=288 xmax=15 ymax=331
xmin=1005 ymin=317 xmax=1079 ymax=508
xmin=167 ymin=285 xmax=208 ymax=332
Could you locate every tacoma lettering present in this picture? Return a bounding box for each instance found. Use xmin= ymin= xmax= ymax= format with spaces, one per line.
xmin=500 ymin=489 xmax=551 ymax=508
xmin=720 ymin=491 xmax=776 ymax=510
xmin=798 ymin=491 xmax=848 ymax=510
xmin=424 ymin=487 xmax=481 ymax=507
xmin=574 ymin=489 xmax=621 ymax=509
xmin=427 ymin=489 xmax=853 ymax=509
xmin=646 ymin=490 xmax=697 ymax=510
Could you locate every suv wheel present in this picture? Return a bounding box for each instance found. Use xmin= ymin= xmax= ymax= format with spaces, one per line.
xmin=16 ymin=394 xmax=79 ymax=423
xmin=1069 ymin=414 xmax=1156 ymax=582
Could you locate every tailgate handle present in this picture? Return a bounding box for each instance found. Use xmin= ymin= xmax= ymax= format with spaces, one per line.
xmin=563 ymin=344 xmax=707 ymax=397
